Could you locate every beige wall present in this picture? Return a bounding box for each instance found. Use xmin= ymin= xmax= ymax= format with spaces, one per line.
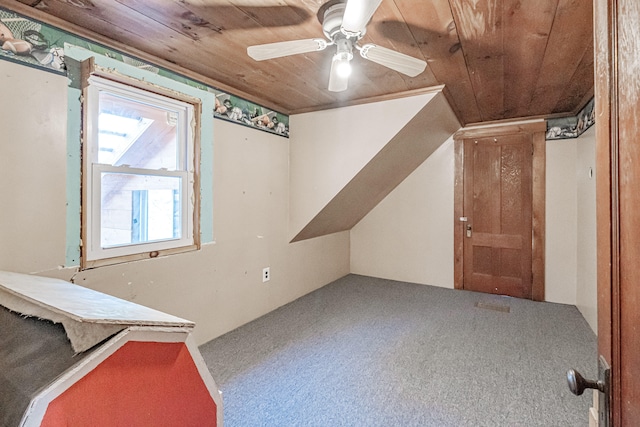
xmin=0 ymin=62 xmax=68 ymax=273
xmin=545 ymin=127 xmax=597 ymax=332
xmin=545 ymin=137 xmax=579 ymax=304
xmin=0 ymin=59 xmax=349 ymax=345
xmin=348 ymin=122 xmax=597 ymax=330
xmin=575 ymin=126 xmax=597 ymax=333
xmin=350 ymin=138 xmax=455 ymax=288
xmin=289 ymin=92 xmax=437 ymax=239
xmin=0 ymin=56 xmax=598 ymax=342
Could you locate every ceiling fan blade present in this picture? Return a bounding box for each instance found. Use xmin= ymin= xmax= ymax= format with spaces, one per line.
xmin=247 ymin=38 xmax=328 ymax=61
xmin=359 ymin=44 xmax=427 ymax=77
xmin=341 ymin=0 xmax=383 ymax=35
xmin=328 ymin=57 xmax=349 ymax=92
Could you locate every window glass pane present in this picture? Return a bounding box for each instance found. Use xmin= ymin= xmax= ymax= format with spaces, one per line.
xmin=98 ymin=91 xmax=181 ymax=170
xmin=100 ymin=172 xmax=182 ymax=248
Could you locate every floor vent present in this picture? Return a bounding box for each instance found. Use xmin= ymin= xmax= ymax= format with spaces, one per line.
xmin=475 ymin=301 xmax=511 ymax=313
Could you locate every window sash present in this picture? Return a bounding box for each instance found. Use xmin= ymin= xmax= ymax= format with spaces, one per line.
xmin=83 ymin=74 xmax=196 ymax=265
xmin=86 ymin=165 xmax=193 ymax=261
xmin=86 ymin=76 xmax=192 ymax=170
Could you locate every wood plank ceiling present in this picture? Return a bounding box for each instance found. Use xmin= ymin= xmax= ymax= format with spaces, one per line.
xmin=11 ymin=0 xmax=593 ymax=125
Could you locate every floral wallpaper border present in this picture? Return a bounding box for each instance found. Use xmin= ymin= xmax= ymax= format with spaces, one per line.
xmin=546 ymin=98 xmax=594 ymax=140
xmin=0 ymin=6 xmax=289 ymax=137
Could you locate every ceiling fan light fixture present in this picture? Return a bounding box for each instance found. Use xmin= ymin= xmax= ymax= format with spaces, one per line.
xmin=333 ymin=38 xmax=353 ymax=77
xmin=335 ymin=38 xmax=353 ymax=56
xmin=249 ymin=0 xmax=424 ymax=92
xmin=333 ymin=55 xmax=352 ymax=78
xmin=328 ymin=37 xmax=352 ymax=92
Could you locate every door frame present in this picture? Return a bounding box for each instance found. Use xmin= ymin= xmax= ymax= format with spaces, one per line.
xmin=593 ymin=0 xmax=640 ymax=423
xmin=453 ymin=120 xmax=547 ymax=301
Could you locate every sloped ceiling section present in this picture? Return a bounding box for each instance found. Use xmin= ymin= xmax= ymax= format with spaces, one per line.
xmin=290 ymin=89 xmax=460 ymax=242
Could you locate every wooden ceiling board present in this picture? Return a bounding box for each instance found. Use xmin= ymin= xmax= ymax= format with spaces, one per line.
xmin=391 ymin=0 xmax=482 ymax=123
xmin=553 ymin=35 xmax=594 ymax=114
xmin=359 ymin=0 xmax=438 ymax=86
xmin=193 ymin=1 xmax=347 ymax=108
xmin=150 ymin=1 xmax=334 ymax=108
xmin=501 ymin=0 xmax=558 ymax=118
xmin=30 ymin=0 xmax=194 ymax=71
xmin=135 ymin=1 xmax=320 ymax=101
xmin=67 ymin=0 xmax=319 ymax=109
xmin=112 ymin=0 xmax=227 ymax=41
xmin=5 ymin=0 xmax=283 ymax=113
xmin=221 ymin=3 xmax=312 ymax=30
xmin=528 ymin=0 xmax=594 ymax=115
xmin=8 ymin=0 xmax=593 ymax=123
xmin=449 ymin=0 xmax=506 ymax=122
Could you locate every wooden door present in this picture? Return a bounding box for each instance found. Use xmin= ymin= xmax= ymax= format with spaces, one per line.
xmin=592 ymin=0 xmax=640 ymax=424
xmin=462 ymin=134 xmax=533 ymax=298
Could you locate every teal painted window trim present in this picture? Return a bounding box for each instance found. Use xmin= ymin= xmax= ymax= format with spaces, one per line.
xmin=66 ymin=85 xmax=82 ymax=266
xmin=64 ymin=45 xmax=214 ymax=267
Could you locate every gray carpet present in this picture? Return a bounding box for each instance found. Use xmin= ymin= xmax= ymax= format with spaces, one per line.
xmin=200 ymin=275 xmax=597 ymax=426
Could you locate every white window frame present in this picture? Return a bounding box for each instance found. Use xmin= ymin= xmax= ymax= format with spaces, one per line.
xmin=82 ymin=73 xmax=199 ymax=268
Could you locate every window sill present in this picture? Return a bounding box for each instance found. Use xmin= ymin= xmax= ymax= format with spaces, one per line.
xmin=81 ymin=243 xmax=199 ymax=270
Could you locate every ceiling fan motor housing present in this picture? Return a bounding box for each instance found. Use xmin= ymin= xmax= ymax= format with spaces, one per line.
xmin=320 ymin=0 xmax=364 ymax=42
xmin=322 ymin=2 xmax=345 ymax=39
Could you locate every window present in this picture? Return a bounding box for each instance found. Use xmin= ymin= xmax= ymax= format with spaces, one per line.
xmin=82 ymin=74 xmax=199 ymax=267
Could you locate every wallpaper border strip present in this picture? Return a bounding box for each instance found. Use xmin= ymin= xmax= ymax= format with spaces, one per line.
xmin=0 ymin=6 xmax=289 ymax=138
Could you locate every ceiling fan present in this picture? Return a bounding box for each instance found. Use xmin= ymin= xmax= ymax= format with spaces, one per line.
xmin=246 ymin=0 xmax=427 ymax=92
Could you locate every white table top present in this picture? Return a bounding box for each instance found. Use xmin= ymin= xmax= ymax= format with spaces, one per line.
xmin=0 ymin=270 xmax=193 ymax=327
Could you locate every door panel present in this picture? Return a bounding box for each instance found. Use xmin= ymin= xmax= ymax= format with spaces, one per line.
xmin=462 ymin=134 xmax=533 ymax=298
xmin=594 ymin=0 xmax=640 ymax=423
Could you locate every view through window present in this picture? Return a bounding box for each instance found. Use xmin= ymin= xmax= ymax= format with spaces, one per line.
xmin=84 ymin=75 xmax=197 ymax=265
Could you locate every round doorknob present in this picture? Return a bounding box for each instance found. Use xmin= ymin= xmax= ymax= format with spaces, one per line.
xmin=567 ymin=368 xmax=604 ymax=395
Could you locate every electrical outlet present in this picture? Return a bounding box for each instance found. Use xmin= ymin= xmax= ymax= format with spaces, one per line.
xmin=262 ymin=267 xmax=270 ymax=283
